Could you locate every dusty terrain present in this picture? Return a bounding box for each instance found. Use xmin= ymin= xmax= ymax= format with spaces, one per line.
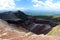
xmin=0 ymin=19 xmax=60 ymax=40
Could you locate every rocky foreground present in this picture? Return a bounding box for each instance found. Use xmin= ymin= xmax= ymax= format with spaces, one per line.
xmin=0 ymin=19 xmax=60 ymax=40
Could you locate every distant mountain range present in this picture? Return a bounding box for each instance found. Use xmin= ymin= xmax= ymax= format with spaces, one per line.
xmin=23 ymin=10 xmax=60 ymax=16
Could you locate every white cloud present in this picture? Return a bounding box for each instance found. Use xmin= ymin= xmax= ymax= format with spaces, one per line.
xmin=15 ymin=7 xmax=30 ymax=11
xmin=0 ymin=0 xmax=15 ymax=10
xmin=32 ymin=0 xmax=60 ymax=10
xmin=0 ymin=0 xmax=26 ymax=11
xmin=16 ymin=7 xmax=25 ymax=11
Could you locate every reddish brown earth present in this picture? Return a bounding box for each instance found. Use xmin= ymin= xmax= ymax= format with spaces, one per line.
xmin=24 ymin=35 xmax=60 ymax=40
xmin=0 ymin=19 xmax=60 ymax=40
xmin=0 ymin=19 xmax=27 ymax=40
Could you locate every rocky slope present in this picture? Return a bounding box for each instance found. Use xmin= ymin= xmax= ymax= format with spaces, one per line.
xmin=0 ymin=19 xmax=59 ymax=40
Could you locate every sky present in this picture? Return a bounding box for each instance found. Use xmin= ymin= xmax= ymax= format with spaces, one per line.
xmin=0 ymin=0 xmax=60 ymax=12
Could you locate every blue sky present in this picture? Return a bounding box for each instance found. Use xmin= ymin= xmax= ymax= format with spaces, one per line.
xmin=15 ymin=0 xmax=60 ymax=11
xmin=0 ymin=0 xmax=60 ymax=12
